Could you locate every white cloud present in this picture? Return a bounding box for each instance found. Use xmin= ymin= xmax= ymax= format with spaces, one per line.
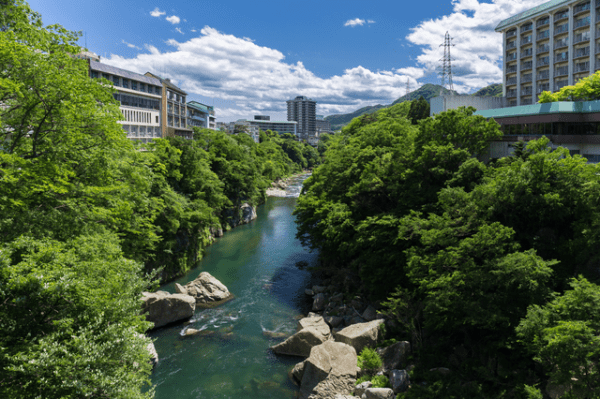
xmin=344 ymin=18 xmax=365 ymax=27
xmin=176 ymin=27 xmax=184 ymax=35
xmin=367 ymin=20 xmax=376 ymax=24
xmin=166 ymin=15 xmax=181 ymax=24
xmin=121 ymin=39 xmax=141 ymax=50
xmin=404 ymin=0 xmax=549 ymax=92
xmin=105 ymin=26 xmax=415 ymax=121
xmin=150 ymin=7 xmax=165 ymax=17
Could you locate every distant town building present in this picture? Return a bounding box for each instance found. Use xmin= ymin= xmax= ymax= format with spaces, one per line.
xmin=88 ymin=60 xmax=163 ymax=143
xmin=225 ymin=120 xmax=260 ymax=143
xmin=315 ymin=115 xmax=332 ymax=134
xmin=254 ymin=115 xmax=270 ymax=121
xmin=287 ymin=96 xmax=316 ymax=139
xmin=216 ymin=122 xmax=228 ymax=131
xmin=145 ymin=72 xmax=193 ymax=140
xmin=187 ymin=101 xmax=216 ymax=130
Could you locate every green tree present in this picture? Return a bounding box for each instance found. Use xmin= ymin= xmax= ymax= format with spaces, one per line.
xmin=538 ymin=70 xmax=600 ymax=103
xmin=407 ymin=95 xmax=430 ymax=124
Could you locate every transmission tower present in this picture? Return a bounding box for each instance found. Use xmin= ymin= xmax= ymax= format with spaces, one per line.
xmin=405 ymin=78 xmax=410 ymax=97
xmin=439 ymin=31 xmax=455 ymax=94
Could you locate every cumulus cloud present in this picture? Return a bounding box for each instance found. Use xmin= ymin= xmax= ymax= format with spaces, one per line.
xmin=150 ymin=7 xmax=165 ymax=17
xmin=344 ymin=18 xmax=365 ymax=27
xmin=405 ymin=0 xmax=549 ymax=92
xmin=105 ymin=26 xmax=415 ymax=121
xmin=121 ymin=39 xmax=141 ymax=50
xmin=166 ymin=15 xmax=181 ymax=24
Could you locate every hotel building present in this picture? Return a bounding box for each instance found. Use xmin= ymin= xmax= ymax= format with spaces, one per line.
xmin=187 ymin=101 xmax=216 ymax=130
xmin=145 ymin=73 xmax=194 ymax=140
xmin=286 ymin=96 xmax=316 ymax=139
xmin=89 ymin=61 xmax=163 ymax=143
xmin=496 ymin=0 xmax=600 ymax=107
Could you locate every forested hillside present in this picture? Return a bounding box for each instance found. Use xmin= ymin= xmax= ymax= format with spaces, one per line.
xmin=472 ymin=83 xmax=503 ymax=97
xmin=0 ymin=2 xmax=319 ymax=397
xmin=295 ymin=104 xmax=600 ymax=398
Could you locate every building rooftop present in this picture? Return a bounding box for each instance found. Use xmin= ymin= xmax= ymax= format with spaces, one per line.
xmin=187 ymin=101 xmax=214 ymax=112
xmin=90 ymin=61 xmax=161 ymax=86
xmin=475 ymin=100 xmax=600 ymax=119
xmin=495 ymin=0 xmax=569 ymax=31
xmin=144 ymin=72 xmax=187 ymax=94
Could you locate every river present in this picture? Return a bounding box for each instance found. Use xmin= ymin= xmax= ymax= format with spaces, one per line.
xmin=149 ymin=174 xmax=317 ymax=399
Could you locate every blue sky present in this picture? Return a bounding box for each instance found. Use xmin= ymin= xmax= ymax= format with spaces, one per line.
xmin=29 ymin=0 xmax=546 ymax=122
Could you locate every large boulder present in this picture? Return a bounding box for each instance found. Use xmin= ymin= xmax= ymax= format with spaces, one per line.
xmin=240 ymin=203 xmax=257 ymax=224
xmin=179 ymin=272 xmax=233 ymax=307
xmin=141 ymin=291 xmax=196 ymax=329
xmin=361 ymin=388 xmax=394 ymax=399
xmin=333 ymin=319 xmax=386 ymax=354
xmin=389 ymin=369 xmax=409 ymax=394
xmin=289 ymin=360 xmax=306 ymax=386
xmin=297 ymin=315 xmax=331 ymax=338
xmin=313 ymin=293 xmax=326 ymax=311
xmin=377 ymin=341 xmax=411 ymax=370
xmin=299 ymin=341 xmax=358 ymax=399
xmin=270 ymin=327 xmax=328 ymax=357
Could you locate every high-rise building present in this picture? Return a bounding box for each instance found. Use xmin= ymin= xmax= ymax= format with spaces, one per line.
xmin=88 ymin=60 xmax=163 ymax=143
xmin=286 ymin=96 xmax=316 ymax=139
xmin=496 ymin=0 xmax=599 ymax=107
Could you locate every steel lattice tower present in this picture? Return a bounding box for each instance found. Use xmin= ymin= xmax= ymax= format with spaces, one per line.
xmin=439 ymin=31 xmax=455 ymax=93
xmin=406 ymin=78 xmax=410 ymax=97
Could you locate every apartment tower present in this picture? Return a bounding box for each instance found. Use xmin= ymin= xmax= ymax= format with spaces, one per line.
xmin=286 ymin=96 xmax=316 ymax=139
xmin=496 ymin=0 xmax=600 ymax=107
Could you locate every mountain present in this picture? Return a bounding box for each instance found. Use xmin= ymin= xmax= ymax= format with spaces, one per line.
xmin=472 ymin=83 xmax=503 ymax=97
xmin=324 ymin=104 xmax=386 ymax=131
xmin=325 ymin=84 xmax=457 ymax=130
xmin=391 ymin=83 xmax=458 ymax=105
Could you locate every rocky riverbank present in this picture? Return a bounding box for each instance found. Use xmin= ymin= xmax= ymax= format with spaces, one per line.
xmin=266 ymin=172 xmax=311 ymax=197
xmin=269 ymin=274 xmax=414 ymax=399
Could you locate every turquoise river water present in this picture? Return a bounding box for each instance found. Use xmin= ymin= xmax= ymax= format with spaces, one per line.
xmin=149 ymin=174 xmax=318 ymax=398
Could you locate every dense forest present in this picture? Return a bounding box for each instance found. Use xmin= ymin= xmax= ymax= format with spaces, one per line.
xmin=0 ymin=2 xmax=319 ymax=397
xmin=295 ymin=99 xmax=600 ymax=397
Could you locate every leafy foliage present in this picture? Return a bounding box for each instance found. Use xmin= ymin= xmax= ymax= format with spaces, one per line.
xmin=539 ymin=70 xmax=600 ymax=103
xmin=472 ymin=83 xmax=503 ymax=97
xmin=357 ymin=347 xmax=383 ymax=370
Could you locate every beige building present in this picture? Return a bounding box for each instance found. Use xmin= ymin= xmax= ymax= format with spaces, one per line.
xmin=145 ymin=73 xmax=193 ymax=140
xmin=496 ymin=0 xmax=599 ymax=106
xmin=89 ymin=60 xmax=162 ymax=143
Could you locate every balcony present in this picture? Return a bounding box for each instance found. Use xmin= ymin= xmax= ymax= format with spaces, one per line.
xmin=537 ymin=83 xmax=550 ymax=93
xmin=521 ymin=23 xmax=533 ymax=33
xmin=507 ymin=77 xmax=517 ymax=85
xmin=521 ymin=61 xmax=533 ymax=71
xmin=575 ymin=61 xmax=590 ymax=72
xmin=536 ymin=30 xmax=550 ymax=40
xmin=506 ymin=30 xmax=517 ymax=38
xmin=537 ymin=44 xmax=550 ymax=54
xmin=575 ymin=16 xmax=591 ymax=29
xmin=555 ymin=66 xmax=569 ymax=76
xmin=537 ymin=71 xmax=550 ymax=80
xmin=507 ymin=41 xmax=517 ymax=50
xmin=521 ymin=98 xmax=533 ymax=105
xmin=507 ymin=65 xmax=518 ymax=73
xmin=575 ymin=32 xmax=591 ymax=44
xmin=574 ymin=46 xmax=591 ymax=58
xmin=537 ymin=56 xmax=550 ymax=66
xmin=507 ymin=89 xmax=517 ymax=98
xmin=521 ymin=36 xmax=533 ymax=45
xmin=522 ymin=73 xmax=533 ymax=83
xmin=574 ymin=1 xmax=591 ymax=15
xmin=554 ymin=23 xmax=569 ymax=35
xmin=520 ymin=48 xmax=534 ymax=58
xmin=554 ymin=38 xmax=569 ymax=49
xmin=596 ymin=59 xmax=600 ymax=70
xmin=555 ymin=51 xmax=569 ymax=63
xmin=555 ymin=79 xmax=569 ymax=91
xmin=507 ymin=52 xmax=517 ymax=61
xmin=554 ymin=11 xmax=569 ymax=22
xmin=537 ymin=18 xmax=550 ymax=28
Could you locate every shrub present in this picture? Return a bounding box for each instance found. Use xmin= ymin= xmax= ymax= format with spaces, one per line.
xmin=357 ymin=347 xmax=383 ymax=370
xmin=371 ymin=375 xmax=390 ymax=388
xmin=356 ymin=375 xmax=372 ymax=385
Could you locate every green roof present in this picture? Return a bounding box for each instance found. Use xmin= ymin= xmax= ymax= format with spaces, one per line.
xmin=475 ymin=100 xmax=600 ymax=119
xmin=495 ymin=0 xmax=570 ymax=31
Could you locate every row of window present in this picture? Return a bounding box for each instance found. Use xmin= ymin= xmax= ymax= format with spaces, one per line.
xmin=121 ymin=109 xmax=158 ymax=125
xmin=167 ymin=115 xmax=187 ymax=128
xmin=113 ymin=93 xmax=160 ymax=111
xmin=91 ymin=71 xmax=161 ymax=95
xmin=500 ymin=121 xmax=600 ymax=136
xmin=167 ymin=89 xmax=186 ymax=104
xmin=122 ymin=125 xmax=162 ymax=138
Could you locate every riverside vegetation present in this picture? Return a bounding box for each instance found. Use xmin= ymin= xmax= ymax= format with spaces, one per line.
xmin=294 ymin=97 xmax=600 ymax=398
xmin=0 ymin=1 xmax=319 ymax=397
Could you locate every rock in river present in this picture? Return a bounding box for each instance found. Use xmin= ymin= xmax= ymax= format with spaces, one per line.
xmin=178 ymin=272 xmax=234 ymax=307
xmin=141 ymin=291 xmax=196 ymax=329
xmin=333 ymin=319 xmax=386 ymax=354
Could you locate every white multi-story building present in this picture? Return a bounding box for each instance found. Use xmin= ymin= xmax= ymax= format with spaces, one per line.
xmin=89 ymin=61 xmax=163 ymax=143
xmin=496 ymin=0 xmax=600 ymax=107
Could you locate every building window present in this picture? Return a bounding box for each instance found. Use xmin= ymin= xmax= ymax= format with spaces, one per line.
xmin=132 ymin=81 xmax=137 ymax=90
xmin=156 ymin=116 xmax=159 ymax=123
xmin=140 ymin=83 xmax=146 ymax=92
xmin=91 ymin=71 xmax=98 ymax=79
xmin=155 ymin=86 xmax=161 ymax=95
xmin=112 ymin=76 xmax=120 ymax=86
xmin=102 ymin=73 xmax=109 ymax=81
xmin=122 ymin=78 xmax=129 ymax=88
